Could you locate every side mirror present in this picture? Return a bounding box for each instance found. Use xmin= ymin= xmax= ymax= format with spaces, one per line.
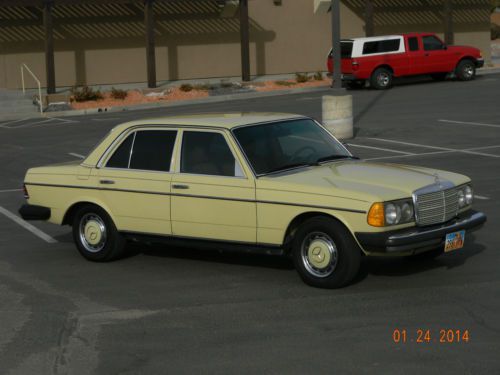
xmin=443 ymin=44 xmax=448 ymax=50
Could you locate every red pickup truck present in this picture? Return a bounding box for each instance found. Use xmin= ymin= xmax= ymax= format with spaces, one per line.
xmin=327 ymin=32 xmax=484 ymax=89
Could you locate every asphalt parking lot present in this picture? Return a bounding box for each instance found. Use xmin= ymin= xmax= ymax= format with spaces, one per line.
xmin=1 ymin=74 xmax=499 ymax=374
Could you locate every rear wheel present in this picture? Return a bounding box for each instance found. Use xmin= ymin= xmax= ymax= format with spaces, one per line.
xmin=455 ymin=59 xmax=476 ymax=81
xmin=292 ymin=217 xmax=361 ymax=288
xmin=72 ymin=205 xmax=126 ymax=262
xmin=370 ymin=67 xmax=393 ymax=90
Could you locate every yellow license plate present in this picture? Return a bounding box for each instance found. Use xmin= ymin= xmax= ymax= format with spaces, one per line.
xmin=444 ymin=230 xmax=465 ymax=252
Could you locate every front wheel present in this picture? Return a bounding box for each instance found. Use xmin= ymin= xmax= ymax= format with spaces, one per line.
xmin=370 ymin=67 xmax=393 ymax=90
xmin=292 ymin=217 xmax=361 ymax=288
xmin=72 ymin=205 xmax=126 ymax=262
xmin=455 ymin=59 xmax=476 ymax=81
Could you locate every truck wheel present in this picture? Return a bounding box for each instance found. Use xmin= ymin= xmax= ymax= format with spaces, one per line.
xmin=455 ymin=59 xmax=476 ymax=81
xmin=370 ymin=67 xmax=393 ymax=90
xmin=292 ymin=217 xmax=361 ymax=288
xmin=72 ymin=204 xmax=126 ymax=262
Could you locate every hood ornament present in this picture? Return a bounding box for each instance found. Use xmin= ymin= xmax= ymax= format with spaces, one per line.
xmin=434 ymin=173 xmax=443 ymax=188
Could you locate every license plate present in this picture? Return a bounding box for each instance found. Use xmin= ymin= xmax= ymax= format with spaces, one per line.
xmin=444 ymin=230 xmax=465 ymax=252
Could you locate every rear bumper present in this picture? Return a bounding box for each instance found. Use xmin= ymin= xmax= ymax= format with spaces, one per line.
xmin=19 ymin=204 xmax=51 ymax=221
xmin=355 ymin=210 xmax=486 ymax=255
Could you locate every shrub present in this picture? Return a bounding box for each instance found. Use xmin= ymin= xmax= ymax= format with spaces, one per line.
xmin=70 ymin=86 xmax=103 ymax=102
xmin=179 ymin=83 xmax=193 ymax=92
xmin=110 ymin=87 xmax=128 ymax=100
xmin=313 ymin=71 xmax=323 ymax=81
xmin=275 ymin=80 xmax=296 ymax=86
xmin=193 ymin=83 xmax=215 ymax=91
xmin=295 ymin=72 xmax=311 ymax=83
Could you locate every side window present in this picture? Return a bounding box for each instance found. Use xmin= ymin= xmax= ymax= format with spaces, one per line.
xmin=129 ymin=131 xmax=177 ymax=172
xmin=408 ymin=37 xmax=419 ymax=51
xmin=362 ymin=39 xmax=400 ymax=55
xmin=181 ymin=131 xmax=243 ymax=177
xmin=106 ymin=133 xmax=134 ymax=169
xmin=423 ymin=36 xmax=444 ymax=51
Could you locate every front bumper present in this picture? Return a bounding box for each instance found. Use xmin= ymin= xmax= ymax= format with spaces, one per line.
xmin=19 ymin=204 xmax=51 ymax=221
xmin=476 ymin=58 xmax=484 ymax=68
xmin=355 ymin=210 xmax=486 ymax=255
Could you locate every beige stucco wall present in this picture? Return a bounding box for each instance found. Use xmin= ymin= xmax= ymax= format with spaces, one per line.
xmin=0 ymin=0 xmax=492 ymax=90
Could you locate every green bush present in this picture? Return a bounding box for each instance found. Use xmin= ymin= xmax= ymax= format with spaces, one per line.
xmin=71 ymin=86 xmax=103 ymax=102
xmin=110 ymin=87 xmax=128 ymax=100
xmin=295 ymin=72 xmax=311 ymax=83
xmin=313 ymin=71 xmax=323 ymax=81
xmin=275 ymin=80 xmax=296 ymax=87
xmin=179 ymin=83 xmax=193 ymax=92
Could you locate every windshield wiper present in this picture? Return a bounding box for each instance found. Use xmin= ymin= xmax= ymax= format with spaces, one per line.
xmin=315 ymin=154 xmax=359 ymax=164
xmin=266 ymin=162 xmax=316 ymax=174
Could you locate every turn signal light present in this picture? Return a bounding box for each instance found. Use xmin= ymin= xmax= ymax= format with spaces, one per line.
xmin=368 ymin=202 xmax=385 ymax=227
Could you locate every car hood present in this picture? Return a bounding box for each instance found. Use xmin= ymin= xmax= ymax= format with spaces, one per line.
xmin=257 ymin=160 xmax=470 ymax=202
xmin=448 ymin=45 xmax=480 ymax=56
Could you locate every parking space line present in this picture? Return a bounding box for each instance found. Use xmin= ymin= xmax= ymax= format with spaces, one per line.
xmin=363 ymin=137 xmax=500 ymax=158
xmin=0 ymin=206 xmax=57 ymax=243
xmin=0 ymin=117 xmax=32 ymax=128
xmin=348 ymin=143 xmax=415 ymax=155
xmin=0 ymin=189 xmax=22 ymax=193
xmin=364 ymin=150 xmax=452 ymax=161
xmin=68 ymin=152 xmax=85 ymax=159
xmin=438 ymin=119 xmax=500 ymax=128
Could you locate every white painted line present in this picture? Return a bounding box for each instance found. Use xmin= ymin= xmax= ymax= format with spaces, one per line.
xmin=438 ymin=119 xmax=500 ymax=129
xmin=467 ymin=145 xmax=500 ymax=151
xmin=0 ymin=206 xmax=57 ymax=243
xmin=91 ymin=117 xmax=121 ymax=121
xmin=363 ymin=137 xmax=500 ymax=158
xmin=68 ymin=152 xmax=85 ymax=159
xmin=475 ymin=195 xmax=490 ymax=200
xmin=364 ymin=150 xmax=453 ymax=161
xmin=0 ymin=117 xmax=32 ymax=128
xmin=0 ymin=189 xmax=22 ymax=193
xmin=348 ymin=143 xmax=415 ymax=155
xmin=52 ymin=117 xmax=79 ymax=124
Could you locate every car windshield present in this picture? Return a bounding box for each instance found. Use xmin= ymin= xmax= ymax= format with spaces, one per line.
xmin=233 ymin=119 xmax=352 ymax=176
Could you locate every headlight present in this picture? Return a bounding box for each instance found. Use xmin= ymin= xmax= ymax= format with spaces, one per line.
xmin=457 ymin=184 xmax=473 ymax=208
xmin=464 ymin=185 xmax=473 ymax=205
xmin=368 ymin=199 xmax=414 ymax=227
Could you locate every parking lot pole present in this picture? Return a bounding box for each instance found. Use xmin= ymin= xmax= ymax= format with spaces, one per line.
xmin=239 ymin=0 xmax=251 ymax=82
xmin=330 ymin=0 xmax=342 ymax=90
xmin=444 ymin=0 xmax=454 ymax=45
xmin=145 ymin=0 xmax=157 ymax=88
xmin=365 ymin=0 xmax=374 ymax=37
xmin=43 ymin=0 xmax=56 ymax=94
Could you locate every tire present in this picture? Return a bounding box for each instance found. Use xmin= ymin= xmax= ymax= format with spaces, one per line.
xmin=370 ymin=67 xmax=393 ymax=90
xmin=291 ymin=217 xmax=361 ymax=289
xmin=72 ymin=204 xmax=126 ymax=262
xmin=430 ymin=73 xmax=448 ymax=81
xmin=346 ymin=80 xmax=365 ymax=90
xmin=455 ymin=59 xmax=476 ymax=81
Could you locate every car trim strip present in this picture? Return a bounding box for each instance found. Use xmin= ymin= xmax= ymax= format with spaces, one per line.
xmin=24 ymin=182 xmax=367 ymax=214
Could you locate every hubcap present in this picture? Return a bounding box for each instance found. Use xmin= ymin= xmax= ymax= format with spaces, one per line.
xmin=79 ymin=213 xmax=107 ymax=253
xmin=463 ymin=64 xmax=474 ymax=78
xmin=301 ymin=232 xmax=338 ymax=278
xmin=377 ymin=72 xmax=390 ymax=87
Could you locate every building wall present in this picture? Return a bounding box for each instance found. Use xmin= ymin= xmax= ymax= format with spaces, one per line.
xmin=0 ymin=0 xmax=492 ymax=90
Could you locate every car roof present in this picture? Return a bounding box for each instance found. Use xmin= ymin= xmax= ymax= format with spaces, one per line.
xmin=342 ymin=35 xmax=402 ymax=43
xmin=111 ymin=112 xmax=307 ymax=132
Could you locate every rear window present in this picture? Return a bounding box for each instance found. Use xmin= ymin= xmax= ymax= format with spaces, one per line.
xmin=362 ymin=39 xmax=401 ymax=55
xmin=408 ymin=37 xmax=419 ymax=51
xmin=329 ymin=42 xmax=353 ymax=59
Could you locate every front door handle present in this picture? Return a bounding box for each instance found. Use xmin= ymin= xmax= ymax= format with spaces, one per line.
xmin=172 ymin=184 xmax=189 ymax=190
xmin=100 ymin=179 xmax=115 ymax=185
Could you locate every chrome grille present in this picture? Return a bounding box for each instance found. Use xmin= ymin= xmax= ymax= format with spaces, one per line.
xmin=414 ymin=187 xmax=459 ymax=226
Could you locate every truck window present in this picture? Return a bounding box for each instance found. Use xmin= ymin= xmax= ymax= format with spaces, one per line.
xmin=362 ymin=39 xmax=400 ymax=55
xmin=408 ymin=37 xmax=419 ymax=51
xmin=423 ymin=35 xmax=444 ymax=51
xmin=328 ymin=42 xmax=353 ymax=59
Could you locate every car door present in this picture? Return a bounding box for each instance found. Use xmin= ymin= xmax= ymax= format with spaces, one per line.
xmin=97 ymin=128 xmax=179 ymax=235
xmin=406 ymin=36 xmax=426 ymax=75
xmin=422 ymin=35 xmax=452 ymax=73
xmin=170 ymin=129 xmax=256 ymax=243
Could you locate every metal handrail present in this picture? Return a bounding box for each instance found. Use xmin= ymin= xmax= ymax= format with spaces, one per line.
xmin=20 ymin=63 xmax=43 ymax=115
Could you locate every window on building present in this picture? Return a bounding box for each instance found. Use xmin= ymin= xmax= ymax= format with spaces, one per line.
xmin=181 ymin=131 xmax=243 ymax=177
xmin=423 ymin=35 xmax=444 ymax=51
xmin=362 ymin=39 xmax=401 ymax=55
xmin=129 ymin=130 xmax=177 ymax=172
xmin=408 ymin=37 xmax=419 ymax=51
xmin=106 ymin=133 xmax=134 ymax=169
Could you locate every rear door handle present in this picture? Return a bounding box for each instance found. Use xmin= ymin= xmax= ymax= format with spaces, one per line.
xmin=99 ymin=179 xmax=115 ymax=185
xmin=172 ymin=184 xmax=189 ymax=190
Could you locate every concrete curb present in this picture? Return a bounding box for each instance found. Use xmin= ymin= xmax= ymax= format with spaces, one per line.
xmin=2 ymin=67 xmax=499 ymax=123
